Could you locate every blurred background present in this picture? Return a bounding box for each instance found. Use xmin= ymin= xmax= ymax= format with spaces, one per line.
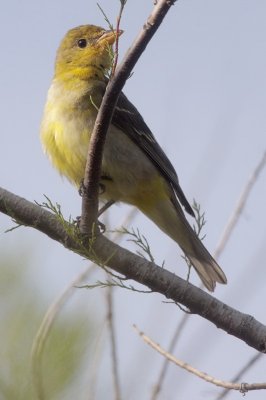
xmin=0 ymin=1 xmax=266 ymax=399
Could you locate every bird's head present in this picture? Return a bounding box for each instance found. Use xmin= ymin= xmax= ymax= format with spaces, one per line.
xmin=54 ymin=25 xmax=123 ymax=79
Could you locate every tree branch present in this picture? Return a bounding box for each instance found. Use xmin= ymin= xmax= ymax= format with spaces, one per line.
xmin=1 ymin=186 xmax=266 ymax=353
xmin=106 ymin=285 xmax=121 ymax=400
xmin=80 ymin=0 xmax=177 ymax=235
xmin=31 ymin=265 xmax=96 ymax=400
xmin=134 ymin=325 xmax=266 ymax=394
xmin=215 ymin=150 xmax=266 ymax=259
xmin=150 ymin=150 xmax=266 ymax=399
xmin=216 ymin=353 xmax=263 ymax=400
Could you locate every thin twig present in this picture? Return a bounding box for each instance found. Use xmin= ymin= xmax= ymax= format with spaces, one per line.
xmin=31 ymin=265 xmax=95 ymax=400
xmin=134 ymin=325 xmax=266 ymax=394
xmin=111 ymin=0 xmax=127 ymax=77
xmin=150 ymin=314 xmax=188 ymax=399
xmin=216 ymin=353 xmax=262 ymax=400
xmin=106 ymin=285 xmax=121 ymax=400
xmin=87 ymin=207 xmax=136 ymax=400
xmin=86 ymin=320 xmax=107 ymax=400
xmin=215 ymin=150 xmax=266 ymax=259
xmin=150 ymin=151 xmax=266 ymax=399
xmin=103 ymin=203 xmax=120 ymax=400
xmin=86 ymin=207 xmax=136 ymax=399
xmin=104 ymin=208 xmax=137 ymax=399
xmin=79 ymin=0 xmax=177 ymax=235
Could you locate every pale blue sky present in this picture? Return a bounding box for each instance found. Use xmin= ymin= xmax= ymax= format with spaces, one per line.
xmin=1 ymin=1 xmax=266 ymax=399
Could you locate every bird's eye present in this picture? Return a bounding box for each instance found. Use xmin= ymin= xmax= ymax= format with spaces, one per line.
xmin=77 ymin=38 xmax=87 ymax=48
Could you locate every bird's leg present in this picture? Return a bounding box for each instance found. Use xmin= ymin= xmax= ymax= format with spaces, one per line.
xmin=97 ymin=200 xmax=115 ymax=233
xmin=77 ymin=177 xmax=114 ymax=232
xmin=97 ymin=174 xmax=115 ymax=231
xmin=78 ymin=179 xmax=86 ymax=197
xmin=98 ymin=199 xmax=115 ymax=217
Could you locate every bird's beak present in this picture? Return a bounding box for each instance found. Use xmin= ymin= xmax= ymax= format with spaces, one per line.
xmin=97 ymin=29 xmax=124 ymax=46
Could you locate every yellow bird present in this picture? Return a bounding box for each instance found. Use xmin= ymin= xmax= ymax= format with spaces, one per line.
xmin=40 ymin=25 xmax=227 ymax=291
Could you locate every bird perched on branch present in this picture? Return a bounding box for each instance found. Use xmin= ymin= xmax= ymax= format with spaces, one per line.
xmin=40 ymin=24 xmax=227 ymax=291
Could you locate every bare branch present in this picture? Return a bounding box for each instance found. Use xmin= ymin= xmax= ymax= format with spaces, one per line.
xmin=1 ymin=187 xmax=266 ymax=352
xmin=134 ymin=325 xmax=266 ymax=394
xmin=31 ymin=265 xmax=96 ymax=400
xmin=216 ymin=353 xmax=263 ymax=400
xmin=150 ymin=151 xmax=266 ymax=398
xmin=79 ymin=0 xmax=177 ymax=235
xmin=215 ymin=150 xmax=266 ymax=259
xmin=106 ymin=286 xmax=121 ymax=400
xmin=111 ymin=0 xmax=127 ymax=77
xmin=87 ymin=319 xmax=107 ymax=399
xmin=150 ymin=315 xmax=188 ymax=400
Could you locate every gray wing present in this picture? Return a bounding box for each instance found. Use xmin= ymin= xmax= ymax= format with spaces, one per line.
xmin=112 ymin=92 xmax=195 ymax=217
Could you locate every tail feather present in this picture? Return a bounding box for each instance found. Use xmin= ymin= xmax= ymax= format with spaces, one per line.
xmin=180 ymin=218 xmax=227 ymax=292
xmin=139 ymin=198 xmax=227 ymax=292
xmin=185 ymin=253 xmax=227 ymax=292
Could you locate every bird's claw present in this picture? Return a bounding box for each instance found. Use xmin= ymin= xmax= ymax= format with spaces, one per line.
xmin=78 ymin=180 xmax=86 ymax=197
xmin=97 ymin=220 xmax=106 ymax=233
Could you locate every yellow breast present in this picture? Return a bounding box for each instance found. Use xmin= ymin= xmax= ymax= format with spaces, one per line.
xmin=40 ymin=79 xmax=98 ymax=186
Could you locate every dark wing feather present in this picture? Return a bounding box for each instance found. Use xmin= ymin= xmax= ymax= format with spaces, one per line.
xmin=112 ymin=92 xmax=195 ymax=217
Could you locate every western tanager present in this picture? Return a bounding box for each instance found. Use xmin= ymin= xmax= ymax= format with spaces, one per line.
xmin=40 ymin=25 xmax=227 ymax=291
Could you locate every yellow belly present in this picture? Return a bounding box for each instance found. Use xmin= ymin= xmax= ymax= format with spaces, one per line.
xmin=40 ymin=80 xmax=170 ymax=208
xmin=41 ymin=117 xmax=92 ymax=186
xmin=40 ymin=82 xmax=97 ymax=186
